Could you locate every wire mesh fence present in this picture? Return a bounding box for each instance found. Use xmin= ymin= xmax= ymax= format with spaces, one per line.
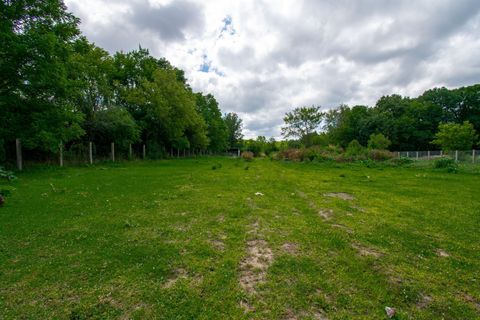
xmin=396 ymin=150 xmax=479 ymax=163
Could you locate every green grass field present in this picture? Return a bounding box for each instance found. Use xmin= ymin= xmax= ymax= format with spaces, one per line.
xmin=1 ymin=158 xmax=479 ymax=319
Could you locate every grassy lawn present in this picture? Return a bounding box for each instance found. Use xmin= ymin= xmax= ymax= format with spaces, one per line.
xmin=1 ymin=158 xmax=479 ymax=319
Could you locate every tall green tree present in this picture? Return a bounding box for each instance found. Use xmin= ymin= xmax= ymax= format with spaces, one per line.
xmin=195 ymin=93 xmax=227 ymax=152
xmin=281 ymin=106 xmax=323 ymax=146
xmin=0 ymin=0 xmax=85 ymax=153
xmin=224 ymin=112 xmax=243 ymax=149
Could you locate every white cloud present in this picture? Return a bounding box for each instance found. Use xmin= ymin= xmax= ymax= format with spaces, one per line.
xmin=66 ymin=0 xmax=480 ymax=138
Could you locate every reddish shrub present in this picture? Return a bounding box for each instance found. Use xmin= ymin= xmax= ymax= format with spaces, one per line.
xmin=241 ymin=151 xmax=254 ymax=161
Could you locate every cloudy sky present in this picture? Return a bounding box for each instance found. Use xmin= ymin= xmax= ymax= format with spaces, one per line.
xmin=65 ymin=0 xmax=480 ymax=138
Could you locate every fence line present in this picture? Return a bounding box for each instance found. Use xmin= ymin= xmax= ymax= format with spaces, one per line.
xmin=8 ymin=138 xmax=240 ymax=171
xmin=396 ymin=150 xmax=479 ymax=163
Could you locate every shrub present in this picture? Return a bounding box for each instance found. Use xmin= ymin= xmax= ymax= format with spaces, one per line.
xmin=277 ymin=149 xmax=303 ymax=161
xmin=301 ymin=148 xmax=320 ymax=161
xmin=368 ymin=149 xmax=394 ymax=161
xmin=389 ymin=157 xmax=413 ymax=166
xmin=345 ymin=140 xmax=366 ymax=159
xmin=241 ymin=151 xmax=254 ymax=161
xmin=434 ymin=157 xmax=458 ymax=173
xmin=368 ymin=133 xmax=391 ymax=150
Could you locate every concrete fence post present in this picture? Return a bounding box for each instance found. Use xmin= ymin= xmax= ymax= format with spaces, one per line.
xmin=15 ymin=138 xmax=22 ymax=171
xmin=129 ymin=144 xmax=132 ymax=159
xmin=89 ymin=142 xmax=93 ymax=164
xmin=455 ymin=150 xmax=458 ymax=162
xmin=416 ymin=151 xmax=419 ymax=160
xmin=472 ymin=150 xmax=475 ymax=164
xmin=406 ymin=151 xmax=409 ymax=158
xmin=440 ymin=150 xmax=443 ymax=156
xmin=143 ymin=144 xmax=146 ymax=159
xmin=111 ymin=142 xmax=115 ymax=162
xmin=427 ymin=150 xmax=430 ymax=160
xmin=59 ymin=142 xmax=63 ymax=167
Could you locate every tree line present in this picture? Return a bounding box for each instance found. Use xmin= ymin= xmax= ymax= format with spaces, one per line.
xmin=278 ymin=84 xmax=480 ymax=153
xmin=0 ymin=0 xmax=244 ymax=163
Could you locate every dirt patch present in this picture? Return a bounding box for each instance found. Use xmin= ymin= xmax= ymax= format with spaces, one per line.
xmin=417 ymin=294 xmax=433 ymax=309
xmin=331 ymin=224 xmax=354 ymax=234
xmin=324 ymin=192 xmax=355 ymax=201
xmin=239 ymin=220 xmax=274 ymax=295
xmin=217 ymin=215 xmax=225 ymax=223
xmin=163 ymin=268 xmax=188 ymax=288
xmin=210 ymin=239 xmax=225 ymax=251
xmin=461 ymin=293 xmax=480 ymax=311
xmin=240 ymin=300 xmax=255 ymax=313
xmin=239 ymin=239 xmax=274 ymax=294
xmin=435 ymin=248 xmax=450 ymax=257
xmin=352 ymin=243 xmax=383 ymax=258
xmin=281 ymin=242 xmax=299 ymax=255
xmin=318 ymin=209 xmax=333 ymax=220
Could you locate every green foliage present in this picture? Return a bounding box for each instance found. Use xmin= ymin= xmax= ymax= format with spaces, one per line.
xmin=195 ymin=94 xmax=228 ymax=152
xmin=432 ymin=121 xmax=478 ymax=151
xmin=367 ymin=133 xmax=391 ymax=150
xmin=322 ymin=85 xmax=480 ymax=151
xmin=0 ymin=167 xmax=16 ymax=181
xmin=0 ymin=2 xmax=238 ymax=162
xmin=91 ymin=108 xmax=139 ymax=148
xmin=389 ymin=157 xmax=414 ymax=166
xmin=367 ymin=149 xmax=394 ymax=161
xmin=281 ymin=106 xmax=323 ymax=142
xmin=0 ymin=0 xmax=84 ymax=152
xmin=224 ymin=113 xmax=243 ymax=149
xmin=434 ymin=157 xmax=458 ymax=173
xmin=242 ymin=136 xmax=278 ymax=156
xmin=345 ymin=140 xmax=366 ymax=158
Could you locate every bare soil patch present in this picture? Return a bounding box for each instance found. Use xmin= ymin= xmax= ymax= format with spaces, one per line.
xmin=352 ymin=243 xmax=383 ymax=258
xmin=331 ymin=224 xmax=354 ymax=234
xmin=417 ymin=294 xmax=433 ymax=309
xmin=239 ymin=240 xmax=274 ymax=294
xmin=281 ymin=242 xmax=299 ymax=255
xmin=163 ymin=268 xmax=188 ymax=288
xmin=240 ymin=300 xmax=255 ymax=313
xmin=435 ymin=248 xmax=450 ymax=257
xmin=318 ymin=209 xmax=333 ymax=220
xmin=210 ymin=239 xmax=225 ymax=251
xmin=324 ymin=192 xmax=355 ymax=201
xmin=239 ymin=221 xmax=274 ymax=295
xmin=461 ymin=293 xmax=480 ymax=311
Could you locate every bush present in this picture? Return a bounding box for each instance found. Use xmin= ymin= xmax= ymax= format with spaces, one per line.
xmin=241 ymin=151 xmax=254 ymax=161
xmin=368 ymin=133 xmax=391 ymax=150
xmin=277 ymin=149 xmax=303 ymax=161
xmin=434 ymin=157 xmax=458 ymax=173
xmin=389 ymin=157 xmax=414 ymax=166
xmin=345 ymin=140 xmax=366 ymax=159
xmin=367 ymin=149 xmax=394 ymax=161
